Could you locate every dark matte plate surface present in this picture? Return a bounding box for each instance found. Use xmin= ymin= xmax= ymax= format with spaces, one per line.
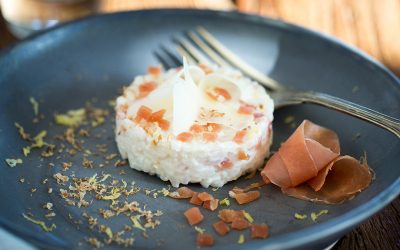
xmin=0 ymin=9 xmax=399 ymax=250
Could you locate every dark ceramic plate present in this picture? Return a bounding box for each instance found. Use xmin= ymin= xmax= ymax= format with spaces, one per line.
xmin=0 ymin=9 xmax=399 ymax=250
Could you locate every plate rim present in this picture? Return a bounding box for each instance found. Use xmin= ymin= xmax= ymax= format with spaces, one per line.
xmin=0 ymin=8 xmax=399 ymax=250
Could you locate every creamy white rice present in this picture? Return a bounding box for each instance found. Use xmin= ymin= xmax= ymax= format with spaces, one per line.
xmin=115 ymin=61 xmax=274 ymax=187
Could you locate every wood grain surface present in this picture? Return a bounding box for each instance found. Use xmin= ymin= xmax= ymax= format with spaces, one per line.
xmin=237 ymin=0 xmax=400 ymax=76
xmin=0 ymin=1 xmax=399 ymax=249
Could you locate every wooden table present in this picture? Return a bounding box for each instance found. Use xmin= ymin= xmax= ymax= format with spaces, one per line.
xmin=0 ymin=1 xmax=399 ymax=249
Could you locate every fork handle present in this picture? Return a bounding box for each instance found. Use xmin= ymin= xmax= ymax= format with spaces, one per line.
xmin=274 ymin=90 xmax=400 ymax=138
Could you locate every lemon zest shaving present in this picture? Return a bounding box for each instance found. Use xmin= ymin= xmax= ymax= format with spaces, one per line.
xmin=130 ymin=215 xmax=146 ymax=231
xmin=22 ymin=213 xmax=56 ymax=232
xmin=238 ymin=234 xmax=245 ymax=244
xmin=311 ymin=210 xmax=328 ymax=222
xmin=294 ymin=213 xmax=307 ymax=220
xmin=29 ymin=97 xmax=39 ymax=116
xmin=243 ymin=211 xmax=254 ymax=223
xmin=55 ymin=108 xmax=86 ymax=127
xmin=5 ymin=158 xmax=23 ymax=167
xmin=219 ymin=198 xmax=230 ymax=206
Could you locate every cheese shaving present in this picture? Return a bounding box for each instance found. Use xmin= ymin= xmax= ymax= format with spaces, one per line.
xmin=194 ymin=226 xmax=205 ymax=234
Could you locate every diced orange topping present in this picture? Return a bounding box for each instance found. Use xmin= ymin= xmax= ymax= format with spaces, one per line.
xmin=190 ymin=124 xmax=204 ymax=133
xmin=205 ymin=123 xmax=222 ymax=132
xmin=218 ymin=209 xmax=245 ymax=223
xmin=207 ymin=87 xmax=231 ymax=101
xmin=157 ymin=119 xmax=170 ymax=131
xmin=134 ymin=105 xmax=152 ymax=122
xmin=203 ymin=132 xmax=217 ymax=142
xmin=233 ymin=191 xmax=261 ymax=205
xmin=149 ymin=109 xmax=166 ymax=122
xmin=231 ymin=218 xmax=251 ymax=230
xmin=238 ymin=105 xmax=255 ymax=115
xmin=237 ymin=149 xmax=249 ymax=160
xmin=251 ymin=224 xmax=269 ymax=239
xmin=176 ymin=132 xmax=193 ymax=142
xmin=198 ymin=63 xmax=213 ymax=74
xmin=203 ymin=199 xmax=219 ymax=211
xmin=232 ymin=181 xmax=266 ymax=194
xmin=213 ymin=220 xmax=230 ymax=236
xmin=196 ymin=233 xmax=214 ymax=247
xmin=139 ymin=82 xmax=157 ymax=93
xmin=233 ymin=130 xmax=247 ymax=144
xmin=214 ymin=87 xmax=231 ymax=100
xmin=190 ymin=192 xmax=203 ymax=206
xmin=184 ymin=207 xmax=204 ymax=226
xmin=171 ymin=187 xmax=194 ymax=199
xmin=148 ymin=66 xmax=161 ymax=75
xmin=219 ymin=159 xmax=233 ymax=169
xmin=198 ymin=192 xmax=214 ymax=201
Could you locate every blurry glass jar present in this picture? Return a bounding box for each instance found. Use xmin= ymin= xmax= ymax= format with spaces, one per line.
xmin=0 ymin=0 xmax=100 ymax=38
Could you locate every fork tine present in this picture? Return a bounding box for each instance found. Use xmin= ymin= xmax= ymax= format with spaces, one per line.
xmin=174 ymin=37 xmax=213 ymax=65
xmin=154 ymin=51 xmax=173 ymax=69
xmin=175 ymin=44 xmax=197 ymax=64
xmin=196 ymin=26 xmax=282 ymax=90
xmin=160 ymin=45 xmax=181 ymax=67
xmin=186 ymin=31 xmax=231 ymax=68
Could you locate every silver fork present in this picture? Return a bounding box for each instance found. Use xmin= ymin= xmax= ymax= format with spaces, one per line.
xmin=158 ymin=26 xmax=400 ymax=138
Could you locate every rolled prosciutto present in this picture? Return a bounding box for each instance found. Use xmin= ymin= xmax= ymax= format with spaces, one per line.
xmin=261 ymin=120 xmax=373 ymax=204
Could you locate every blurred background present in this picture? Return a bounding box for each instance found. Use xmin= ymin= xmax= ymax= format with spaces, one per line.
xmin=0 ymin=0 xmax=399 ymax=76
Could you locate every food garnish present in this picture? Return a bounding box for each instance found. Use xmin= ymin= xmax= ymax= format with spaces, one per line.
xmin=261 ymin=120 xmax=373 ymax=204
xmin=20 ymin=129 xmax=48 ymax=156
xmin=5 ymin=158 xmax=23 ymax=167
xmin=15 ymin=122 xmax=30 ymax=140
xmin=130 ymin=215 xmax=146 ymax=231
xmin=219 ymin=198 xmax=230 ymax=206
xmin=55 ymin=108 xmax=86 ymax=127
xmin=231 ymin=218 xmax=251 ymax=230
xmin=311 ymin=210 xmax=329 ymax=222
xmin=229 ymin=190 xmax=260 ymax=205
xmin=198 ymin=192 xmax=214 ymax=201
xmin=213 ymin=220 xmax=230 ymax=236
xmin=194 ymin=226 xmax=206 ymax=234
xmin=190 ymin=192 xmax=203 ymax=206
xmin=218 ymin=209 xmax=245 ymax=223
xmin=184 ymin=207 xmax=204 ymax=226
xmin=203 ymin=199 xmax=219 ymax=211
xmin=250 ymin=224 xmax=269 ymax=239
xmin=29 ymin=97 xmax=39 ymax=116
xmin=294 ymin=213 xmax=307 ymax=220
xmin=169 ymin=187 xmax=194 ymax=199
xmin=243 ymin=211 xmax=254 ymax=223
xmin=22 ymin=213 xmax=56 ymax=232
xmin=237 ymin=234 xmax=245 ymax=244
xmin=197 ymin=233 xmax=214 ymax=247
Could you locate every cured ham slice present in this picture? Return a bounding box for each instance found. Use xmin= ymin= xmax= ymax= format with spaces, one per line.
xmin=261 ymin=120 xmax=373 ymax=204
xmin=282 ymin=156 xmax=373 ymax=204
